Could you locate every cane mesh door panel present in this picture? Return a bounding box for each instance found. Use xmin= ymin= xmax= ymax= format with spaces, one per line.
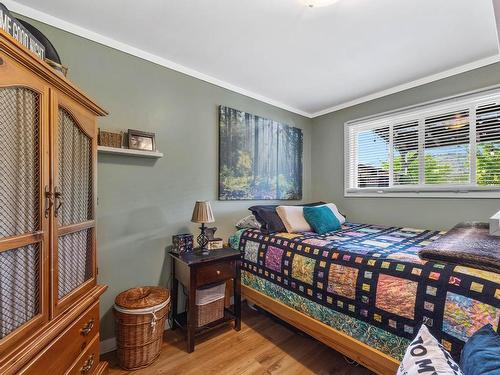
xmin=57 ymin=229 xmax=93 ymax=299
xmin=56 ymin=108 xmax=94 ymax=300
xmin=58 ymin=108 xmax=93 ymax=226
xmin=0 ymin=87 xmax=40 ymax=238
xmin=0 ymin=244 xmax=41 ymax=339
xmin=0 ymin=87 xmax=42 ymax=339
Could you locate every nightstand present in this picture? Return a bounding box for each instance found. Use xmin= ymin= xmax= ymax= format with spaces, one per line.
xmin=169 ymin=248 xmax=242 ymax=352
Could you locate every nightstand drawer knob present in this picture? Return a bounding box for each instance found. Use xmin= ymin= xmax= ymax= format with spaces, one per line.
xmin=216 ymin=270 xmax=221 ymax=275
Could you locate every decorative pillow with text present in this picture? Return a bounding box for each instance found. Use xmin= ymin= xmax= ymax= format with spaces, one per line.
xmin=397 ymin=325 xmax=463 ymax=375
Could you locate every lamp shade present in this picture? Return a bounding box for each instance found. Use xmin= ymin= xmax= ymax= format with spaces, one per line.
xmin=191 ymin=201 xmax=215 ymax=224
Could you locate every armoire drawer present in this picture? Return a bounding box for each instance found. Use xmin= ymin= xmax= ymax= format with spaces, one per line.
xmin=66 ymin=334 xmax=100 ymax=375
xmin=20 ymin=302 xmax=100 ymax=375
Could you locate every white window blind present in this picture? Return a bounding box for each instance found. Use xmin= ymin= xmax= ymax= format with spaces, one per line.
xmin=476 ymin=102 xmax=500 ymax=185
xmin=393 ymin=120 xmax=419 ymax=185
xmin=356 ymin=125 xmax=389 ymax=188
xmin=424 ymin=109 xmax=470 ymax=185
xmin=345 ymin=88 xmax=500 ymax=197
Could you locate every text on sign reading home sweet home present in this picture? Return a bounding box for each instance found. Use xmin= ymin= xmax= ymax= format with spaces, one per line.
xmin=0 ymin=3 xmax=45 ymax=59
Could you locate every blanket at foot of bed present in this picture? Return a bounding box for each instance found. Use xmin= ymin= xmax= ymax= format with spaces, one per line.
xmin=419 ymin=222 xmax=500 ymax=273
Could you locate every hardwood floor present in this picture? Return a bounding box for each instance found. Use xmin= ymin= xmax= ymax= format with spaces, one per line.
xmin=104 ymin=303 xmax=373 ymax=375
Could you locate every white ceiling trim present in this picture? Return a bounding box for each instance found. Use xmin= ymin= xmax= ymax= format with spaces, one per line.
xmin=5 ymin=0 xmax=500 ymax=119
xmin=3 ymin=0 xmax=311 ymax=118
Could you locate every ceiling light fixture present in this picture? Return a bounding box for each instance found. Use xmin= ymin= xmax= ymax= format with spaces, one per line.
xmin=304 ymin=0 xmax=340 ymax=8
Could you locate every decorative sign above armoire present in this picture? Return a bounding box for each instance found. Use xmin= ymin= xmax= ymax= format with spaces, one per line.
xmin=0 ymin=2 xmax=45 ymax=59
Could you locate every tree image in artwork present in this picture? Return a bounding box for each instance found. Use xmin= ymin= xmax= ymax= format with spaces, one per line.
xmin=219 ymin=106 xmax=303 ymax=200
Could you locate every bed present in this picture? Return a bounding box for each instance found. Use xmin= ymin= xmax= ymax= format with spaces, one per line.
xmin=229 ymin=222 xmax=500 ymax=375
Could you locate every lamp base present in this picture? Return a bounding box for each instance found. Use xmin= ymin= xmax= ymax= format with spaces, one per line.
xmin=197 ymin=223 xmax=209 ymax=255
xmin=200 ymin=248 xmax=210 ymax=256
xmin=197 ymin=233 xmax=209 ymax=249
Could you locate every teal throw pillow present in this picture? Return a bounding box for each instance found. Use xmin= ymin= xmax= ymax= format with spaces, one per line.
xmin=303 ymin=205 xmax=341 ymax=235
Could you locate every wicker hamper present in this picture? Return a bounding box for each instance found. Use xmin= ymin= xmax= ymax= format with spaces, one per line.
xmin=195 ymin=283 xmax=225 ymax=327
xmin=114 ymin=286 xmax=170 ymax=370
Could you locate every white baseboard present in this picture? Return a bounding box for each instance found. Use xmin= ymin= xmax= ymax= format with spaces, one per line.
xmin=100 ymin=337 xmax=117 ymax=354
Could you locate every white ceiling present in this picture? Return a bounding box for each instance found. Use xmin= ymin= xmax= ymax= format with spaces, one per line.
xmin=5 ymin=0 xmax=500 ymax=117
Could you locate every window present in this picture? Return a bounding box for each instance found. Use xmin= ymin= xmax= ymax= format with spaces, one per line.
xmin=345 ymin=88 xmax=500 ymax=197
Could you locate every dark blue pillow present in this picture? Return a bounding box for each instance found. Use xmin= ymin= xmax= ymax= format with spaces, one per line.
xmin=249 ymin=202 xmax=325 ymax=234
xmin=303 ymin=205 xmax=340 ymax=235
xmin=460 ymin=324 xmax=500 ymax=375
xmin=249 ymin=205 xmax=285 ymax=233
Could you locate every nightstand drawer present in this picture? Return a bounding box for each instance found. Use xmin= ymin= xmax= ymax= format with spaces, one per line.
xmin=197 ymin=261 xmax=235 ymax=285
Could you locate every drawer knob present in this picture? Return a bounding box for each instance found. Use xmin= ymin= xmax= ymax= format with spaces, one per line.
xmin=80 ymin=318 xmax=95 ymax=336
xmin=216 ymin=270 xmax=221 ymax=275
xmin=80 ymin=353 xmax=95 ymax=374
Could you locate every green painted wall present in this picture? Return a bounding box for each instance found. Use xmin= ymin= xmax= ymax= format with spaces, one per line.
xmin=312 ymin=63 xmax=500 ymax=230
xmin=17 ymin=16 xmax=313 ymax=342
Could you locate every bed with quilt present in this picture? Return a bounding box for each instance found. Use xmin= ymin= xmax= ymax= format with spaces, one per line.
xmin=229 ymin=222 xmax=500 ymax=374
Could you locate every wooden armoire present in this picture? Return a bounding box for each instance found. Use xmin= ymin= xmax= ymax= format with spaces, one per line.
xmin=0 ymin=28 xmax=108 ymax=374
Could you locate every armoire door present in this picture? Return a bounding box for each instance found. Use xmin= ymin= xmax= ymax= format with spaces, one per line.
xmin=50 ymin=91 xmax=97 ymax=317
xmin=0 ymin=53 xmax=50 ymax=355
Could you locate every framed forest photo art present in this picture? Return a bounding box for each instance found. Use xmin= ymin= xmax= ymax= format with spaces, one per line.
xmin=219 ymin=106 xmax=303 ymax=200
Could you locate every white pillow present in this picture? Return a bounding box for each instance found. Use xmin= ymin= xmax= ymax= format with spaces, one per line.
xmin=276 ymin=206 xmax=312 ymax=233
xmin=276 ymin=203 xmax=346 ymax=233
xmin=320 ymin=203 xmax=346 ymax=224
xmin=397 ymin=325 xmax=463 ymax=375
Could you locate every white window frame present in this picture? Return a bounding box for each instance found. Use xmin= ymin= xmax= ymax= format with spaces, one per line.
xmin=344 ymin=86 xmax=500 ymax=198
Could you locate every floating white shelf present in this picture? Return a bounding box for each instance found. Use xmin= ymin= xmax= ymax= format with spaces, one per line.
xmin=97 ymin=146 xmax=164 ymax=158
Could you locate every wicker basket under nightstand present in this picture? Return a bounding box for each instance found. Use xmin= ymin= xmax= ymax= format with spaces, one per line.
xmin=195 ymin=282 xmax=226 ymax=327
xmin=196 ymin=297 xmax=225 ymax=327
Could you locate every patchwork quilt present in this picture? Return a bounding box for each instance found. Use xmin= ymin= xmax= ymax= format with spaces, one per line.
xmin=230 ymin=223 xmax=500 ymax=360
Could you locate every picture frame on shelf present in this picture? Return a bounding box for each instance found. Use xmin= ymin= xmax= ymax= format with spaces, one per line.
xmin=128 ymin=129 xmax=156 ymax=151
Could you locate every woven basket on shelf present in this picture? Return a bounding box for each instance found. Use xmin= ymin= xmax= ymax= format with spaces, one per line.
xmin=98 ymin=129 xmax=123 ymax=148
xmin=114 ymin=286 xmax=170 ymax=370
xmin=195 ymin=297 xmax=225 ymax=327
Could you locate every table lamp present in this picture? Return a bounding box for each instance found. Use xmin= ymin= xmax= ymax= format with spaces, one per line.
xmin=191 ymin=201 xmax=215 ymax=255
